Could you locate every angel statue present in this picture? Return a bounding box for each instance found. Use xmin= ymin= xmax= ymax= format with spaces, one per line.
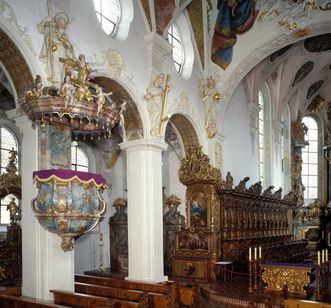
xmin=200 ymin=76 xmax=221 ymax=138
xmin=38 ymin=12 xmax=75 ymax=85
xmin=59 ymin=54 xmax=94 ymax=102
xmin=25 ymin=75 xmax=43 ymax=102
xmin=92 ymin=85 xmax=113 ymax=115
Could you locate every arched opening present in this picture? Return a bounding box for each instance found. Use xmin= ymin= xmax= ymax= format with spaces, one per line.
xmin=162 ymin=113 xmax=200 ymax=275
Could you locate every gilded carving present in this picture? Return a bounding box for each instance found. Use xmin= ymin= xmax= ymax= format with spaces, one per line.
xmin=262 ymin=264 xmax=312 ymax=295
xmin=179 ymin=146 xmax=221 ymax=186
xmin=308 ymin=95 xmax=325 ymax=112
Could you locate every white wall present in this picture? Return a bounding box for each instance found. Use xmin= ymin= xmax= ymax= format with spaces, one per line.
xmin=162 ymin=145 xmax=186 ymax=217
xmin=223 ymin=83 xmax=259 ymax=186
xmin=74 ymin=151 xmax=126 ymax=274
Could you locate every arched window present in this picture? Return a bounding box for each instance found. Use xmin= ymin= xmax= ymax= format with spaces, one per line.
xmin=94 ymin=0 xmax=121 ymax=36
xmin=71 ymin=143 xmax=89 ymax=172
xmin=167 ymin=22 xmax=185 ymax=74
xmin=258 ymin=90 xmax=264 ymax=185
xmin=0 ymin=126 xmax=18 ymax=174
xmin=302 ymin=116 xmax=318 ymax=200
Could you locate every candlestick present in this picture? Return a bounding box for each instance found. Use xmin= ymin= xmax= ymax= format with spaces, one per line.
xmin=254 ymin=247 xmax=257 ymax=260
xmin=318 ymin=251 xmax=320 ymax=266
xmin=98 ymin=231 xmax=105 ymax=272
xmin=322 ymin=250 xmax=325 ymax=264
xmin=249 ymin=247 xmax=252 ymax=261
xmin=259 ymin=246 xmax=262 ymax=259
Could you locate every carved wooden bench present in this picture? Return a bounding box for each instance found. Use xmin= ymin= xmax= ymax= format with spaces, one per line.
xmin=75 ymin=281 xmax=169 ymax=308
xmin=51 ymin=289 xmax=120 ymax=307
xmin=0 ymin=293 xmax=69 ymax=307
xmin=75 ymin=274 xmax=170 ymax=294
xmin=75 ymin=275 xmax=178 ymax=307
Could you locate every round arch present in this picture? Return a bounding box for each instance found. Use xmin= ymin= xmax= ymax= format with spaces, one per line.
xmin=89 ymin=76 xmax=144 ymax=141
xmin=0 ymin=29 xmax=33 ymax=102
xmin=166 ymin=113 xmax=200 ymax=156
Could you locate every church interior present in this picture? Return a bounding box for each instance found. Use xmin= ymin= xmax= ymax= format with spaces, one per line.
xmin=0 ymin=0 xmax=331 ymax=307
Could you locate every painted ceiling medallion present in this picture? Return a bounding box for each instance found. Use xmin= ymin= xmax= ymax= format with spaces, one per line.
xmin=292 ymin=61 xmax=314 ymax=87
xmin=306 ymin=80 xmax=324 ymax=99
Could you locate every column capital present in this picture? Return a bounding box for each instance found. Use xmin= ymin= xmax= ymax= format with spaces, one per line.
xmin=120 ymin=138 xmax=168 ymax=153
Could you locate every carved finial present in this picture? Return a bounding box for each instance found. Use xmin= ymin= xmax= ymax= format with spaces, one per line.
xmin=234 ymin=177 xmax=250 ymax=193
xmin=262 ymin=185 xmax=274 ymax=197
xmin=283 ymin=191 xmax=296 ymax=203
xmin=248 ymin=181 xmax=263 ymax=195
xmin=273 ymin=187 xmax=282 ymax=199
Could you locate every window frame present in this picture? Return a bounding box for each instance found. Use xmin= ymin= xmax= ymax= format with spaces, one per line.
xmin=167 ymin=22 xmax=185 ymax=74
xmin=71 ymin=143 xmax=89 ymax=172
xmin=94 ymin=0 xmax=122 ymax=37
xmin=302 ymin=116 xmax=319 ymax=201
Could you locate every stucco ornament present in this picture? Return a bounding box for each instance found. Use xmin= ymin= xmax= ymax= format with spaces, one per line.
xmin=0 ymin=0 xmax=36 ymax=56
xmin=106 ymin=49 xmax=124 ymax=78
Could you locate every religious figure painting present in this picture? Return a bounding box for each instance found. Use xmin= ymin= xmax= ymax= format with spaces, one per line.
xmin=178 ymin=232 xmax=209 ymax=251
xmin=211 ymin=0 xmax=257 ymax=69
xmin=189 ymin=191 xmax=207 ymax=228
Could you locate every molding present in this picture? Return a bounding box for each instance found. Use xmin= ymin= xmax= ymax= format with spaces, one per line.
xmin=120 ymin=138 xmax=168 ymax=152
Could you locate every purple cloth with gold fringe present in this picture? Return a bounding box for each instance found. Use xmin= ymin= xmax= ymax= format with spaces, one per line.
xmin=33 ymin=169 xmax=107 ymax=187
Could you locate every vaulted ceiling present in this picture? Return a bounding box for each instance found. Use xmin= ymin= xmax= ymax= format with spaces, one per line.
xmin=143 ymin=0 xmax=331 ymax=125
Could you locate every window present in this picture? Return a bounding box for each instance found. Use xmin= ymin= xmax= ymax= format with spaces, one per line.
xmin=94 ymin=0 xmax=121 ymax=36
xmin=258 ymin=91 xmax=264 ymax=185
xmin=302 ymin=116 xmax=318 ymax=199
xmin=71 ymin=143 xmax=89 ymax=172
xmin=167 ymin=23 xmax=185 ymax=74
xmin=0 ymin=126 xmax=18 ymax=174
xmin=0 ymin=194 xmax=18 ymax=225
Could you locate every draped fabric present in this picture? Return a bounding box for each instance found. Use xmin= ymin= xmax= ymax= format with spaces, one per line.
xmin=211 ymin=0 xmax=257 ymax=70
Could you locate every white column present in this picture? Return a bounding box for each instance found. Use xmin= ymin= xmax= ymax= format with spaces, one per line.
xmin=15 ymin=116 xmax=74 ymax=300
xmin=120 ymin=138 xmax=168 ymax=283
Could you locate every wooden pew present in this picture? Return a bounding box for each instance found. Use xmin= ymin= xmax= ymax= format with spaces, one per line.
xmin=75 ymin=274 xmax=170 ymax=294
xmin=52 ymin=289 xmax=147 ymax=307
xmin=0 ymin=293 xmax=68 ymax=307
xmin=75 ymin=274 xmax=179 ymax=307
xmin=0 ymin=286 xmax=21 ymax=296
xmin=75 ymin=282 xmax=169 ymax=308
xmin=75 ymin=282 xmax=143 ymax=302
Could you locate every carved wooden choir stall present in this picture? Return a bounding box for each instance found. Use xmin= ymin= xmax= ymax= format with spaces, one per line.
xmin=172 ymin=146 xmax=308 ymax=284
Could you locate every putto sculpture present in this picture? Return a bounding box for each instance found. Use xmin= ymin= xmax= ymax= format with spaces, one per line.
xmin=21 ymin=7 xmax=125 ymax=140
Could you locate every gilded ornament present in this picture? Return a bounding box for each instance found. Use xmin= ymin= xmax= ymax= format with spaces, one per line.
xmin=58 ymin=220 xmax=68 ymax=234
xmin=262 ymin=264 xmax=312 ymax=295
xmin=179 ymin=146 xmax=221 ymax=186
